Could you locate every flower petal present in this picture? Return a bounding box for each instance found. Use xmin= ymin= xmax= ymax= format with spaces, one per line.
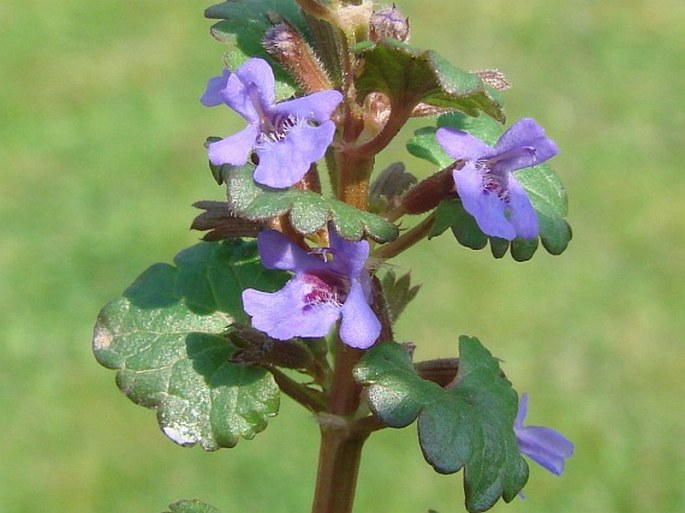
xmin=234 ymin=58 xmax=276 ymax=110
xmin=201 ymin=69 xmax=231 ymax=107
xmin=507 ymin=173 xmax=539 ymax=239
xmin=257 ymin=230 xmax=327 ymax=273
xmin=453 ymin=162 xmax=516 ymax=240
xmin=514 ymin=392 xmax=529 ymax=428
xmin=273 ymin=90 xmax=343 ymax=124
xmin=494 ymin=118 xmax=559 ymax=171
xmin=208 ymin=125 xmax=258 ymax=166
xmin=515 ymin=425 xmax=574 ymax=475
xmin=328 ymin=230 xmax=370 ymax=277
xmin=242 ymin=278 xmax=341 ymax=340
xmin=253 ymin=121 xmax=336 ymax=188
xmin=437 ymin=127 xmax=493 ymax=161
xmin=514 ymin=393 xmax=574 ymax=476
xmin=221 ymin=72 xmax=260 ymax=123
xmin=339 ymin=280 xmax=381 ymax=349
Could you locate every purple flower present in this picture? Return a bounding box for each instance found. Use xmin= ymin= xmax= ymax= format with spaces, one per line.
xmin=436 ymin=118 xmax=559 ymax=240
xmin=514 ymin=393 xmax=574 ymax=475
xmin=201 ymin=58 xmax=343 ymax=189
xmin=241 ymin=229 xmax=381 ymax=349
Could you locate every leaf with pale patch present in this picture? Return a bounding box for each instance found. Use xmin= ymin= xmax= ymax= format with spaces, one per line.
xmin=165 ymin=499 xmax=221 ymax=513
xmin=93 ymin=240 xmax=288 ymax=450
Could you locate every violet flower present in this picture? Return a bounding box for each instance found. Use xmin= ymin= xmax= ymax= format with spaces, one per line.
xmin=242 ymin=229 xmax=381 ymax=349
xmin=514 ymin=393 xmax=574 ymax=475
xmin=436 ymin=118 xmax=559 ymax=240
xmin=201 ymin=58 xmax=343 ymax=189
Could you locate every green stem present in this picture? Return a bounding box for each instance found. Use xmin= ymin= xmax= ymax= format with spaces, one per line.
xmin=336 ymin=151 xmax=374 ymax=209
xmin=268 ymin=366 xmax=328 ymax=413
xmin=329 ymin=338 xmax=364 ymax=416
xmin=372 ymin=212 xmax=436 ymax=259
xmin=310 ymin=337 xmax=366 ymax=513
xmin=311 ymin=417 xmax=369 ymax=513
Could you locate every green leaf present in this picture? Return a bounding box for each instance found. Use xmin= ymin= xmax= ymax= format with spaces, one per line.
xmin=408 ymin=114 xmax=572 ymax=260
xmin=406 ymin=126 xmax=452 ymax=168
xmin=355 ymin=39 xmax=504 ymax=122
xmin=515 ymin=163 xmax=572 ymax=255
xmin=205 ymin=0 xmax=307 ymax=99
xmin=93 ymin=240 xmax=287 ymax=450
xmin=429 ymin=200 xmax=487 ymax=253
xmin=165 ymin=499 xmax=221 ymax=513
xmin=223 ymin=164 xmax=399 ymax=242
xmin=354 ymin=339 xmax=529 ymax=513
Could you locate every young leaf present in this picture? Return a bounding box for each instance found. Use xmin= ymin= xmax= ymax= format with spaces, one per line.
xmin=355 ymin=39 xmax=504 ymax=122
xmin=406 ymin=126 xmax=452 ymax=168
xmin=354 ymin=338 xmax=529 ymax=513
xmin=205 ymin=0 xmax=307 ymax=99
xmin=380 ymin=270 xmax=421 ymax=323
xmin=93 ymin=240 xmax=288 ymax=450
xmin=223 ymin=163 xmax=399 ymax=242
xmin=191 ymin=200 xmax=263 ymax=241
xmin=408 ymin=113 xmax=572 ymax=260
xmin=165 ymin=499 xmax=221 ymax=513
xmin=369 ymin=162 xmax=418 ymax=214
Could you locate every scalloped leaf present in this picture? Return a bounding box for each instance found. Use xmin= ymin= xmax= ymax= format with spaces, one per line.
xmin=165 ymin=499 xmax=221 ymax=513
xmin=222 ymin=164 xmax=399 ymax=242
xmin=408 ymin=114 xmax=571 ymax=260
xmin=205 ymin=0 xmax=307 ymax=99
xmin=354 ymin=339 xmax=528 ymax=513
xmin=93 ymin=240 xmax=288 ymax=450
xmin=355 ymin=39 xmax=504 ymax=122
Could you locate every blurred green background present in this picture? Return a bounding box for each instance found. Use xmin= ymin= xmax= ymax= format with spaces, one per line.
xmin=2 ymin=0 xmax=684 ymax=512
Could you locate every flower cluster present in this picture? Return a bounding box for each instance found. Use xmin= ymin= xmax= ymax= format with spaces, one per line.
xmin=197 ymin=40 xmax=572 ymax=509
xmin=202 ymin=58 xmax=342 ymax=189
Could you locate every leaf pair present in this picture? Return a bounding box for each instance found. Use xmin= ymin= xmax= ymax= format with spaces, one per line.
xmin=355 ymin=338 xmax=529 ymax=513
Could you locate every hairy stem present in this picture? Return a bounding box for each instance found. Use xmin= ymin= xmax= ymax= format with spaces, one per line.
xmin=310 ymin=336 xmax=366 ymax=513
xmin=372 ymin=212 xmax=436 ymax=259
xmin=311 ymin=417 xmax=369 ymax=513
xmin=267 ymin=366 xmax=328 ymax=413
xmin=295 ymin=0 xmax=334 ymax=20
xmin=354 ymin=101 xmax=415 ymax=158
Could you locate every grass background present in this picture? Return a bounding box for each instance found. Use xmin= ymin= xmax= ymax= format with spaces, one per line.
xmin=2 ymin=0 xmax=684 ymax=512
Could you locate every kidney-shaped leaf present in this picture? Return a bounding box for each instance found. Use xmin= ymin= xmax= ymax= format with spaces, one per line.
xmin=93 ymin=240 xmax=287 ymax=450
xmin=354 ymin=338 xmax=529 ymax=513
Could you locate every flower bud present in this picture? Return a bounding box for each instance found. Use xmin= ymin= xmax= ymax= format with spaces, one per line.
xmin=263 ymin=22 xmax=333 ymax=93
xmin=190 ymin=201 xmax=263 ymax=240
xmin=401 ymin=164 xmax=461 ymax=215
xmin=369 ymin=4 xmax=410 ymax=42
